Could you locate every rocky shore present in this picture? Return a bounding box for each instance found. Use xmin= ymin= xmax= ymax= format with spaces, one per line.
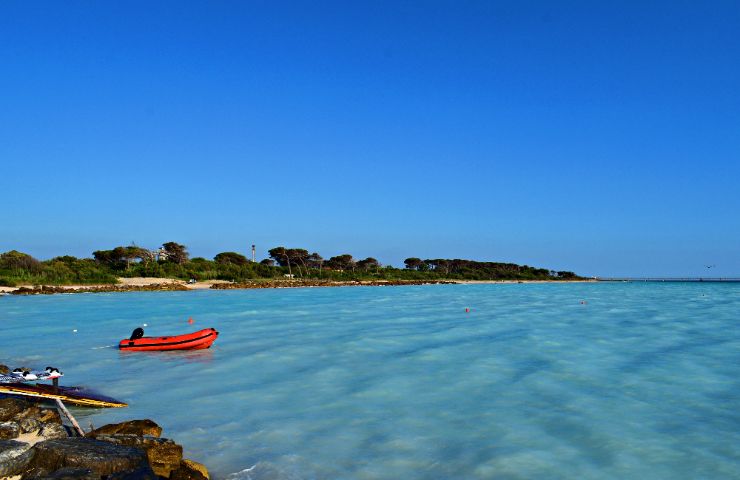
xmin=1 ymin=366 xmax=209 ymax=480
xmin=0 ymin=278 xmax=593 ymax=296
xmin=7 ymin=284 xmax=190 ymax=296
xmin=3 ymin=279 xmax=455 ymax=295
xmin=0 ymin=398 xmax=208 ymax=480
xmin=209 ymin=279 xmax=456 ymax=289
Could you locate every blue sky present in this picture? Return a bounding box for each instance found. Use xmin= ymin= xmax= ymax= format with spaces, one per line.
xmin=1 ymin=1 xmax=738 ymax=277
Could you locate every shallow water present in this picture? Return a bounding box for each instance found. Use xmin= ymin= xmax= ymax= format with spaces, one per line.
xmin=1 ymin=283 xmax=739 ymax=479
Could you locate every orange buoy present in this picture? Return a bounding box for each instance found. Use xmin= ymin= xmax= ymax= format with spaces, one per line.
xmin=188 ymin=317 xmax=194 ymax=324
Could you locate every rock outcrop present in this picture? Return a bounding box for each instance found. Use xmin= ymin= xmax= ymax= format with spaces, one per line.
xmin=93 ymin=434 xmax=182 ymax=477
xmin=0 ymin=439 xmax=35 ymax=477
xmin=0 ymin=420 xmax=21 ymax=439
xmin=0 ymin=397 xmax=31 ymax=421
xmin=0 ymin=395 xmax=210 ymax=479
xmin=170 ymin=459 xmax=210 ymax=480
xmin=86 ymin=419 xmax=162 ymax=438
xmin=26 ymin=437 xmax=152 ymax=477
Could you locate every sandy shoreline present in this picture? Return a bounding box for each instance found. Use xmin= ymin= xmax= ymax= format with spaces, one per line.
xmin=0 ymin=277 xmax=231 ymax=294
xmin=0 ymin=277 xmax=596 ymax=294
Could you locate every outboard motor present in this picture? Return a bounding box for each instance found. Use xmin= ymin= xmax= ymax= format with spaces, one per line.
xmin=130 ymin=327 xmax=145 ymax=340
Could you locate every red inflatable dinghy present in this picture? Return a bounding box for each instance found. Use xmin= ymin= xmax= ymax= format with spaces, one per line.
xmin=119 ymin=328 xmax=219 ymax=351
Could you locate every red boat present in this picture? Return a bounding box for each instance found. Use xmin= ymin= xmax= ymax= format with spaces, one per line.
xmin=119 ymin=328 xmax=219 ymax=351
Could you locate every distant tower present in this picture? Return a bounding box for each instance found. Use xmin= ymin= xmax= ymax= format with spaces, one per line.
xmin=251 ymin=244 xmax=256 ymax=262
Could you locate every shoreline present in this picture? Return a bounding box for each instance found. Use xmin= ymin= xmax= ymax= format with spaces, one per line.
xmin=0 ymin=277 xmax=597 ymax=295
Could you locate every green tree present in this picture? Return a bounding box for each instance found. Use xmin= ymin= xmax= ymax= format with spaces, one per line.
xmin=93 ymin=248 xmax=126 ymax=269
xmin=214 ymin=252 xmax=249 ymax=266
xmin=404 ymin=258 xmax=423 ymax=270
xmin=287 ymin=249 xmax=309 ymax=276
xmin=162 ymin=242 xmax=189 ymax=264
xmin=0 ymin=250 xmax=41 ymax=274
xmin=123 ymin=246 xmax=153 ymax=269
xmin=306 ymin=253 xmax=323 ymax=269
xmin=268 ymin=247 xmax=310 ymax=276
xmin=268 ymin=247 xmax=292 ymax=275
xmin=327 ymin=254 xmax=355 ymax=271
xmin=357 ymin=257 xmax=380 ymax=272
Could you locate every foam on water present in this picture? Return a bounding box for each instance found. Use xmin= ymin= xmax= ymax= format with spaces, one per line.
xmin=1 ymin=283 xmax=739 ymax=479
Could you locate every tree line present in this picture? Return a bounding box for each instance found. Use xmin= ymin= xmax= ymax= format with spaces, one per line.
xmin=0 ymin=242 xmax=580 ymax=287
xmin=402 ymin=257 xmax=577 ymax=279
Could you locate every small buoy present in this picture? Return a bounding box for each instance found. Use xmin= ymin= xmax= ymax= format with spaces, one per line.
xmin=72 ymin=329 xmax=78 ymax=333
xmin=465 ymin=308 xmax=470 ymax=313
xmin=143 ymin=323 xmax=148 ymax=327
xmin=188 ymin=317 xmax=194 ymax=324
xmin=580 ymin=300 xmax=587 ymax=305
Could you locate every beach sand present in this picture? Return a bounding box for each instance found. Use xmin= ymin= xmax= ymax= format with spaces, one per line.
xmin=117 ymin=277 xmax=231 ymax=290
xmin=0 ymin=277 xmax=232 ymax=294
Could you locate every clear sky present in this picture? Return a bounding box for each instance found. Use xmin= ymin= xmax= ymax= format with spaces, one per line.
xmin=1 ymin=1 xmax=738 ymax=277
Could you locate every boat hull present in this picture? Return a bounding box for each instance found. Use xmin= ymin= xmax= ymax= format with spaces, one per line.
xmin=119 ymin=328 xmax=219 ymax=351
xmin=0 ymin=383 xmax=127 ymax=408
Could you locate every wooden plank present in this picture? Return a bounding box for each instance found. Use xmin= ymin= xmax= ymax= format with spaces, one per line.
xmin=55 ymin=398 xmax=85 ymax=437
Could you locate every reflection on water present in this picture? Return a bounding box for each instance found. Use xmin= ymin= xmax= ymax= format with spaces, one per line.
xmin=118 ymin=348 xmax=215 ymax=364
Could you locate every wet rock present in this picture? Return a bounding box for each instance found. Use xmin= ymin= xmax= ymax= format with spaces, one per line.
xmin=0 ymin=397 xmax=31 ymax=421
xmin=94 ymin=434 xmax=182 ymax=477
xmin=86 ymin=419 xmax=162 ymax=438
xmin=106 ymin=465 xmax=158 ymax=480
xmin=0 ymin=364 xmax=9 ymax=374
xmin=0 ymin=439 xmax=34 ymax=477
xmin=170 ymin=459 xmax=210 ymax=480
xmin=39 ymin=423 xmax=69 ymax=440
xmin=28 ymin=438 xmax=149 ymax=477
xmin=32 ymin=467 xmax=99 ymax=479
xmin=0 ymin=420 xmax=21 ymax=439
xmin=27 ymin=457 xmax=157 ymax=479
xmin=11 ymin=286 xmax=67 ymax=295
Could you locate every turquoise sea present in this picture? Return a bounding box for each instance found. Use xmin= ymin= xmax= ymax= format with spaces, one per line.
xmin=1 ymin=283 xmax=739 ymax=479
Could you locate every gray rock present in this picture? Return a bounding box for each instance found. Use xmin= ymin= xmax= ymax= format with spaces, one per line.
xmin=20 ymin=417 xmax=41 ymax=433
xmin=28 ymin=438 xmax=149 ymax=476
xmin=0 ymin=397 xmax=30 ymax=421
xmin=38 ymin=408 xmax=63 ymax=425
xmin=32 ymin=467 xmax=98 ymax=479
xmin=0 ymin=420 xmax=21 ymax=439
xmin=86 ymin=419 xmax=162 ymax=438
xmin=95 ymin=434 xmax=183 ymax=477
xmin=170 ymin=459 xmax=210 ymax=480
xmin=0 ymin=439 xmax=34 ymax=477
xmin=106 ymin=465 xmax=158 ymax=480
xmin=39 ymin=423 xmax=68 ymax=440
